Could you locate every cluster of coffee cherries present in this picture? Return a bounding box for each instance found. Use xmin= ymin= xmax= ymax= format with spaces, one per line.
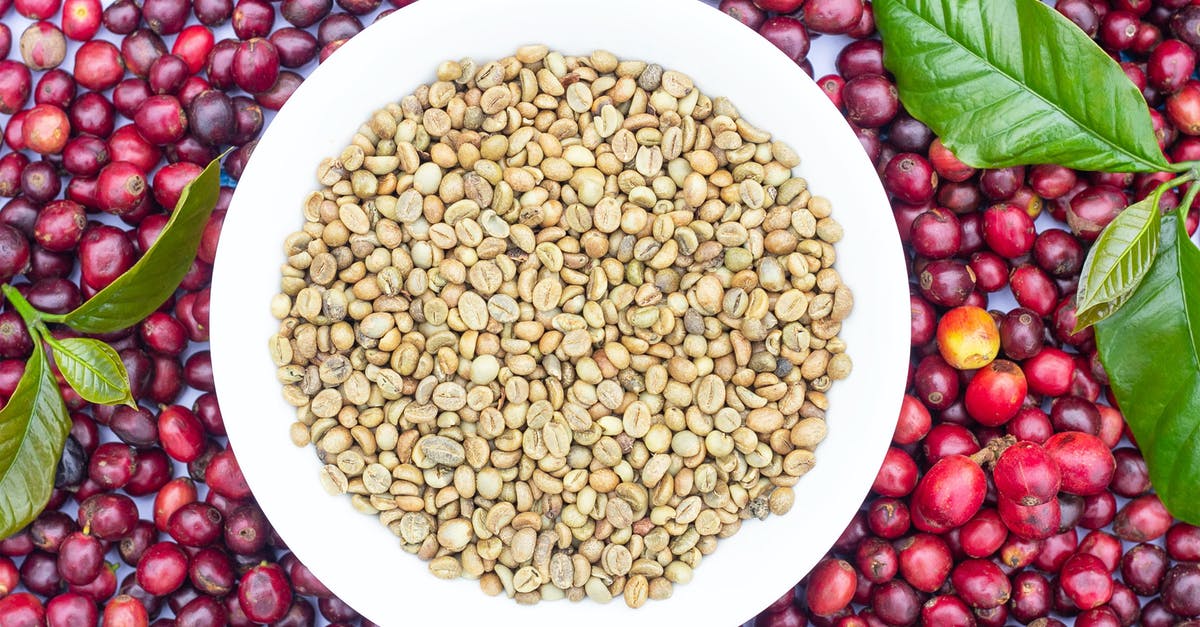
xmin=736 ymin=0 xmax=1200 ymax=625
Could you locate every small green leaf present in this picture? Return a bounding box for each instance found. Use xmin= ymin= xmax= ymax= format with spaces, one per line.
xmin=46 ymin=337 xmax=134 ymax=407
xmin=1074 ymin=194 xmax=1162 ymax=330
xmin=874 ymin=0 xmax=1170 ymax=172
xmin=1096 ymin=213 xmax=1200 ymax=524
xmin=0 ymin=333 xmax=72 ymax=538
xmin=60 ymin=158 xmax=222 ymax=333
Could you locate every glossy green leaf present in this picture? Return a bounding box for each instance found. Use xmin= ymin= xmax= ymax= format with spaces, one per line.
xmin=1096 ymin=213 xmax=1200 ymax=524
xmin=47 ymin=337 xmax=134 ymax=407
xmin=59 ymin=158 xmax=222 ymax=333
xmin=874 ymin=0 xmax=1170 ymax=172
xmin=1074 ymin=194 xmax=1161 ymax=330
xmin=0 ymin=333 xmax=72 ymax=538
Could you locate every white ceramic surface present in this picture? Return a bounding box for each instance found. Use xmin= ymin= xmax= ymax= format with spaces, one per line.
xmin=210 ymin=0 xmax=909 ymax=624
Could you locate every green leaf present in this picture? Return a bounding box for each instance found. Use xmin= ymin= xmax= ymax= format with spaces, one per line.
xmin=59 ymin=158 xmax=222 ymax=333
xmin=46 ymin=337 xmax=134 ymax=407
xmin=1074 ymin=194 xmax=1162 ymax=330
xmin=874 ymin=0 xmax=1170 ymax=172
xmin=0 ymin=333 xmax=72 ymax=538
xmin=1096 ymin=213 xmax=1200 ymax=524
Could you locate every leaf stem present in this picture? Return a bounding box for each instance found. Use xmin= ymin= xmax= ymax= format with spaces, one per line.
xmin=1 ymin=284 xmax=44 ymax=328
xmin=1156 ymin=171 xmax=1194 ymax=192
xmin=1178 ymin=181 xmax=1200 ymax=218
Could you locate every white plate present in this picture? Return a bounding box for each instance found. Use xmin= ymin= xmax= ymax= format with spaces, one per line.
xmin=210 ymin=0 xmax=909 ymax=624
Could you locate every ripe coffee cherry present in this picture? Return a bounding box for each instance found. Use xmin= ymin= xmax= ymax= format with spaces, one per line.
xmin=157 ymin=405 xmax=206 ymax=463
xmin=33 ymin=199 xmax=85 ymax=252
xmin=135 ymin=541 xmax=188 ymax=595
xmin=803 ymin=0 xmax=864 ymax=35
xmin=919 ymin=260 xmax=976 ymax=308
xmin=1113 ymin=494 xmax=1173 ymax=542
xmin=1024 ymin=347 xmax=1075 ymax=396
xmin=993 ymin=441 xmax=1061 ymax=505
xmin=1149 ymin=38 xmax=1196 ymax=93
xmin=843 ymin=74 xmax=899 ymax=128
xmin=950 ymin=559 xmax=1011 ymax=609
xmin=896 ymin=533 xmax=953 ymax=593
xmin=914 ymin=354 xmax=960 ymax=411
xmin=964 ymin=359 xmax=1027 ymax=426
xmin=969 ymin=251 xmax=1010 ymax=293
xmin=893 ymin=394 xmax=931 ymax=445
xmin=805 ymin=559 xmax=857 ymax=617
xmin=910 ymin=208 xmax=961 ymax=259
xmin=1044 ymin=431 xmax=1115 ymax=496
xmin=238 ymin=563 xmax=293 ymax=623
xmin=1120 ymin=542 xmax=1167 ymax=596
xmin=1167 ymin=80 xmax=1200 ymax=135
xmin=1067 ymin=184 xmax=1126 ymax=240
xmin=95 ymin=161 xmax=147 ymax=216
xmin=998 ymin=496 xmax=1062 ymax=540
xmin=1162 ymin=564 xmax=1200 ymax=617
xmin=1060 ymin=553 xmax=1114 ymax=610
xmin=102 ymin=595 xmax=148 ymax=626
xmin=872 ymin=447 xmax=919 ymax=497
xmin=982 ymin=203 xmax=1036 ymax=258
xmin=928 ymin=138 xmax=975 ymax=182
xmin=1010 ymin=264 xmax=1059 ymax=317
xmin=911 ymin=454 xmax=987 ymax=533
xmin=883 ymin=152 xmax=938 ymax=204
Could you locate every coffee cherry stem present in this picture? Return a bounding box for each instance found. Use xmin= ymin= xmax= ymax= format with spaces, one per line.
xmin=969 ymin=434 xmax=1018 ymax=469
xmin=1175 ymin=172 xmax=1200 ymax=215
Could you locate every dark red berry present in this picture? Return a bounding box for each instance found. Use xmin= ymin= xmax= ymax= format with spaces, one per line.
xmin=79 ymin=223 xmax=135 ymax=290
xmin=55 ymin=532 xmax=104 ymax=586
xmin=133 ymin=95 xmax=187 ymax=145
xmin=806 ymin=559 xmax=857 ymax=617
xmin=0 ymin=224 xmax=31 ymax=282
xmin=883 ymin=152 xmax=938 ymax=204
xmin=1043 ymin=431 xmax=1114 ymax=496
xmin=77 ymin=492 xmax=138 ymax=540
xmin=95 ymin=161 xmax=148 ymax=217
xmin=281 ymin=0 xmax=331 ymax=27
xmin=88 ymin=442 xmax=137 ymax=490
xmin=1060 ymin=553 xmax=1114 ymax=610
xmin=33 ymin=200 xmax=85 ymax=252
xmin=166 ymin=501 xmax=222 ymax=548
xmin=1113 ymin=493 xmax=1172 ymax=542
xmin=120 ymin=29 xmax=167 ymax=79
xmin=141 ymin=0 xmax=189 ymax=34
xmin=238 ymin=563 xmax=292 ymax=623
xmin=843 ymin=74 xmax=898 ymax=128
xmin=1121 ymin=542 xmax=1168 ymax=596
xmin=1010 ymin=264 xmax=1059 ymax=317
xmin=232 ymin=38 xmax=280 ymax=94
xmin=147 ymin=53 xmax=189 ymax=95
xmin=1067 ymin=184 xmax=1126 ymax=240
xmin=911 ymin=454 xmax=987 ymax=533
xmin=135 ymin=541 xmax=187 ymax=596
xmin=232 ymin=0 xmax=275 ymax=39
xmin=102 ymin=595 xmax=148 ymax=627
xmin=188 ymin=547 xmax=234 ymax=596
xmin=45 ymin=591 xmax=99 ymax=626
xmin=919 ymin=259 xmax=976 ymax=308
xmin=758 ymin=16 xmax=810 ymax=61
xmin=149 ymin=162 xmax=200 ymax=213
xmin=982 ymin=203 xmax=1035 ymax=258
xmin=963 ymin=359 xmax=1027 ymax=427
xmin=993 ymin=441 xmax=1061 ymax=506
xmin=157 ymin=404 xmax=206 ymax=462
